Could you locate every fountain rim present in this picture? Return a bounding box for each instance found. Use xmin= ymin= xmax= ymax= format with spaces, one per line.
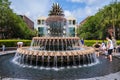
xmin=32 ymin=37 xmax=80 ymax=40
xmin=17 ymin=47 xmax=95 ymax=56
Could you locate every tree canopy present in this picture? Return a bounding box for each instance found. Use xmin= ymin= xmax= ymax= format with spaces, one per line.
xmin=77 ymin=0 xmax=120 ymax=40
xmin=0 ymin=0 xmax=36 ymax=39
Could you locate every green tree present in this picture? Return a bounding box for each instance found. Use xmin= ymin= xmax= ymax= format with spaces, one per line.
xmin=77 ymin=0 xmax=120 ymax=40
xmin=0 ymin=0 xmax=36 ymax=39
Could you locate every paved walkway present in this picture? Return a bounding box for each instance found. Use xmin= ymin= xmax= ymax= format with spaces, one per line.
xmin=0 ymin=51 xmax=120 ymax=80
xmin=0 ymin=50 xmax=16 ymax=56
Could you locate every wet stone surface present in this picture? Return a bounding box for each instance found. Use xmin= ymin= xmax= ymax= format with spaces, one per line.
xmin=0 ymin=53 xmax=120 ymax=80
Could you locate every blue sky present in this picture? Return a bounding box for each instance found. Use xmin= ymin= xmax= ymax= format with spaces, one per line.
xmin=9 ymin=0 xmax=119 ymax=26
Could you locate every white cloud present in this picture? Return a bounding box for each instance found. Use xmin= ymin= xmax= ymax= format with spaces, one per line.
xmin=64 ymin=6 xmax=98 ymax=23
xmin=10 ymin=0 xmax=54 ymax=29
xmin=25 ymin=11 xmax=30 ymax=17
xmin=64 ymin=10 xmax=73 ymax=17
xmin=11 ymin=0 xmax=52 ymax=17
xmin=68 ymin=0 xmax=111 ymax=6
xmin=68 ymin=0 xmax=83 ymax=3
xmin=9 ymin=0 xmax=120 ymax=25
xmin=66 ymin=0 xmax=114 ymax=22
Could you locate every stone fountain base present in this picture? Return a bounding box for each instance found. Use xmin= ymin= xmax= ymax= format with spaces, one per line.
xmin=0 ymin=53 xmax=120 ymax=80
xmin=14 ymin=46 xmax=97 ymax=68
xmin=13 ymin=37 xmax=97 ymax=68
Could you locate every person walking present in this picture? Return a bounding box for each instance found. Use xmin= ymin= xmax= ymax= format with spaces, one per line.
xmin=106 ymin=37 xmax=114 ymax=61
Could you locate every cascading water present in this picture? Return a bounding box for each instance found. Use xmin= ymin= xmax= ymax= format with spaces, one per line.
xmin=12 ymin=3 xmax=99 ymax=70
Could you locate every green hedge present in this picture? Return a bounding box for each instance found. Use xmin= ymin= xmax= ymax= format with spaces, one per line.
xmin=0 ymin=40 xmax=31 ymax=47
xmin=84 ymin=40 xmax=120 ymax=46
xmin=117 ymin=40 xmax=120 ymax=45
xmin=0 ymin=39 xmax=120 ymax=47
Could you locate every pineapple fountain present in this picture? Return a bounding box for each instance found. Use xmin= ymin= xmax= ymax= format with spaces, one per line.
xmin=13 ymin=3 xmax=98 ymax=69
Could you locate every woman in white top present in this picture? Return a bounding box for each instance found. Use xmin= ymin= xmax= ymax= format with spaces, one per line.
xmin=112 ymin=37 xmax=117 ymax=54
xmin=106 ymin=37 xmax=114 ymax=61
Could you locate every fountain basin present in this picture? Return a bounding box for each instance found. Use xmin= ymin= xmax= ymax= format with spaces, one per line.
xmin=14 ymin=46 xmax=97 ymax=68
xmin=1 ymin=53 xmax=120 ymax=80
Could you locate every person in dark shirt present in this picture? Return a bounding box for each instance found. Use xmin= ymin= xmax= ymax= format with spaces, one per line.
xmin=93 ymin=41 xmax=101 ymax=57
xmin=81 ymin=38 xmax=84 ymax=46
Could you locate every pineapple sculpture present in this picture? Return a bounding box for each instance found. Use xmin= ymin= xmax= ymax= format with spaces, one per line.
xmin=46 ymin=3 xmax=66 ymax=37
xmin=48 ymin=3 xmax=64 ymax=16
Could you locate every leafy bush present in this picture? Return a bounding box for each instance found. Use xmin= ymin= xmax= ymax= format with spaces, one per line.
xmin=0 ymin=40 xmax=31 ymax=47
xmin=84 ymin=40 xmax=120 ymax=46
xmin=117 ymin=40 xmax=120 ymax=45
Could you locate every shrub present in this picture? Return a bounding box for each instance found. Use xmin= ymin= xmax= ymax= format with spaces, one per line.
xmin=117 ymin=40 xmax=120 ymax=45
xmin=84 ymin=40 xmax=120 ymax=46
xmin=0 ymin=40 xmax=31 ymax=47
xmin=84 ymin=40 xmax=101 ymax=46
xmin=0 ymin=39 xmax=120 ymax=47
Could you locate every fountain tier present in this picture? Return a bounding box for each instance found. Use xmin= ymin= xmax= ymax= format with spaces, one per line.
xmin=14 ymin=37 xmax=97 ymax=68
xmin=31 ymin=37 xmax=80 ymax=51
